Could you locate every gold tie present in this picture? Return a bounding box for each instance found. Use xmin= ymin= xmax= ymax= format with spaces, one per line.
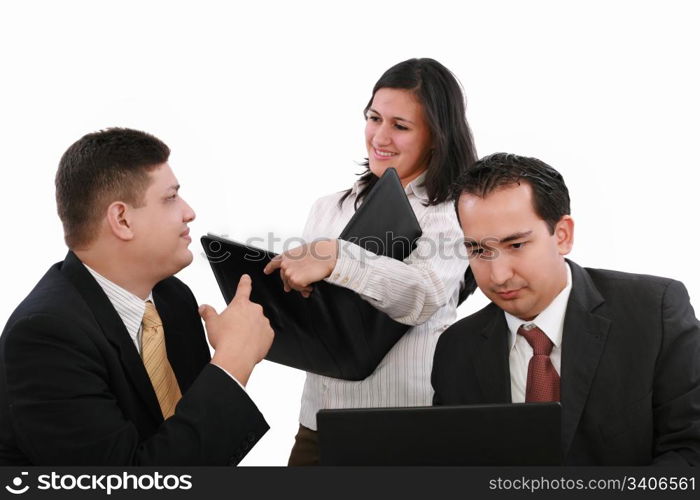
xmin=141 ymin=301 xmax=182 ymax=419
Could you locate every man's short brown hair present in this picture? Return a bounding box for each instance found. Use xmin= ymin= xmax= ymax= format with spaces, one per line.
xmin=55 ymin=128 xmax=170 ymax=249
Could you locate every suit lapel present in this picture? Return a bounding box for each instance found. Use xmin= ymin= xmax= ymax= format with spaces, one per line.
xmin=560 ymin=261 xmax=611 ymax=456
xmin=153 ymin=286 xmax=194 ymax=391
xmin=60 ymin=252 xmax=163 ymax=423
xmin=474 ymin=305 xmax=512 ymax=403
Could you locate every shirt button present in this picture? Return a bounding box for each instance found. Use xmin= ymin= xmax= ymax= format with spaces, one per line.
xmin=332 ymin=273 xmax=340 ymax=280
xmin=341 ymin=277 xmax=349 ymax=284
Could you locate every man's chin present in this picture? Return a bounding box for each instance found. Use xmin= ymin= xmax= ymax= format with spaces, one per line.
xmin=168 ymin=251 xmax=194 ymax=276
xmin=502 ymin=304 xmax=538 ymax=322
xmin=490 ymin=296 xmax=528 ymax=320
xmin=179 ymin=250 xmax=194 ymax=270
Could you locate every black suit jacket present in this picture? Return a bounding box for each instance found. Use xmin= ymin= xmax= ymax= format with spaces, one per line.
xmin=432 ymin=261 xmax=700 ymax=465
xmin=0 ymin=252 xmax=269 ymax=465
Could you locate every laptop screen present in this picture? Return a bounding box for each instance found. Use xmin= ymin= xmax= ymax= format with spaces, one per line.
xmin=317 ymin=403 xmax=562 ymax=466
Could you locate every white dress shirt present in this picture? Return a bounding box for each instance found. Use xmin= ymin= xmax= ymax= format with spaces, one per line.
xmin=299 ymin=173 xmax=469 ymax=430
xmin=85 ymin=265 xmax=151 ymax=354
xmin=504 ymin=263 xmax=572 ymax=403
xmin=85 ymin=264 xmax=244 ymax=389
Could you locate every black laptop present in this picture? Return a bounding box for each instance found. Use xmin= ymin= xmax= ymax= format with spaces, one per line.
xmin=317 ymin=403 xmax=562 ymax=466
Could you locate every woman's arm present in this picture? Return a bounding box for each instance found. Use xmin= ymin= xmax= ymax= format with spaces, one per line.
xmin=324 ymin=202 xmax=468 ymax=325
xmin=264 ymin=199 xmax=469 ymax=325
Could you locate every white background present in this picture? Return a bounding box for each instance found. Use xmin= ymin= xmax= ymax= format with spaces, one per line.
xmin=1 ymin=0 xmax=698 ymax=465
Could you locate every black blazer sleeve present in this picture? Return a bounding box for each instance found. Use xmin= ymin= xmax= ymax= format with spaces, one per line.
xmin=432 ymin=322 xmax=457 ymax=406
xmin=651 ymin=280 xmax=700 ymax=465
xmin=2 ymin=312 xmax=268 ymax=465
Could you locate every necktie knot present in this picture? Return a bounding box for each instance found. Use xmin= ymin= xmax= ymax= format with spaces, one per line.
xmin=517 ymin=324 xmax=553 ymax=356
xmin=142 ymin=301 xmax=162 ymax=329
xmin=517 ymin=323 xmax=559 ymax=402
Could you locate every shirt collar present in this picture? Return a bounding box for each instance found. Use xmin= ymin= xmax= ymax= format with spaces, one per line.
xmin=505 ymin=262 xmax=572 ymax=351
xmin=405 ymin=171 xmax=429 ymax=202
xmin=84 ymin=264 xmax=153 ymax=352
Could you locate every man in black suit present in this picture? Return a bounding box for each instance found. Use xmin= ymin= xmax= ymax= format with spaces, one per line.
xmin=0 ymin=128 xmax=274 ymax=465
xmin=432 ymin=153 xmax=700 ymax=465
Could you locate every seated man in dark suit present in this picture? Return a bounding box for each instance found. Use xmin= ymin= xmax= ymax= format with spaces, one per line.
xmin=432 ymin=152 xmax=700 ymax=465
xmin=0 ymin=128 xmax=274 ymax=465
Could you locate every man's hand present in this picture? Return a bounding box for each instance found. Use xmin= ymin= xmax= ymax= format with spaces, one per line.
xmin=199 ymin=274 xmax=274 ymax=386
xmin=263 ymin=239 xmax=338 ymax=298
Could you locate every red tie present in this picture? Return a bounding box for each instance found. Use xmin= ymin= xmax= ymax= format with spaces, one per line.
xmin=518 ymin=324 xmax=560 ymax=402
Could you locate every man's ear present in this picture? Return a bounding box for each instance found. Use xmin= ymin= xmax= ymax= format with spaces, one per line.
xmin=106 ymin=201 xmax=135 ymax=241
xmin=555 ymin=215 xmax=574 ymax=255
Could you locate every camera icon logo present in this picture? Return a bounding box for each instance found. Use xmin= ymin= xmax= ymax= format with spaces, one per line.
xmin=5 ymin=472 xmax=29 ymax=495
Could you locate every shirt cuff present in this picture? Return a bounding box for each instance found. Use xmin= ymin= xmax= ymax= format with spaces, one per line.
xmin=209 ymin=362 xmax=247 ymax=392
xmin=324 ymin=239 xmax=373 ymax=294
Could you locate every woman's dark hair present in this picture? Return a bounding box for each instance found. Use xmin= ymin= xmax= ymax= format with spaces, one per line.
xmin=340 ymin=58 xmax=477 ymax=208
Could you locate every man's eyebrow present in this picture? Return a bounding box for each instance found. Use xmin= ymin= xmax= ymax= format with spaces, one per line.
xmin=499 ymin=231 xmax=532 ymax=244
xmin=367 ymin=108 xmax=416 ymax=125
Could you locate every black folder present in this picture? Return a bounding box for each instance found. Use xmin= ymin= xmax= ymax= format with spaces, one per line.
xmin=201 ymin=168 xmax=421 ymax=380
xmin=337 ymin=168 xmax=420 ymax=260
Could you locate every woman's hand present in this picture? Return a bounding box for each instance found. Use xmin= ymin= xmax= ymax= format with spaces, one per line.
xmin=263 ymin=239 xmax=339 ymax=298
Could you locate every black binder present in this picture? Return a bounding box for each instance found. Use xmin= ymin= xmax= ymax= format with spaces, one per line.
xmin=202 ymin=168 xmax=464 ymax=380
xmin=337 ymin=168 xmax=420 ymax=260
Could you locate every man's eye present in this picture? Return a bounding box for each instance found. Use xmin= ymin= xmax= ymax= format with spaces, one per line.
xmin=467 ymin=247 xmax=483 ymax=258
xmin=511 ymin=242 xmax=525 ymax=249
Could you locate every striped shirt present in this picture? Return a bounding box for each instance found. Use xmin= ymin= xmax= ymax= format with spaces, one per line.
xmin=85 ymin=264 xmax=151 ymax=354
xmin=299 ymin=173 xmax=469 ymax=430
xmin=84 ymin=263 xmax=245 ymax=389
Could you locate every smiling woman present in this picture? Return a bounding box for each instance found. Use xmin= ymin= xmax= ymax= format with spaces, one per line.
xmin=262 ymin=58 xmax=479 ymax=465
xmin=364 ymin=88 xmax=433 ymax=186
